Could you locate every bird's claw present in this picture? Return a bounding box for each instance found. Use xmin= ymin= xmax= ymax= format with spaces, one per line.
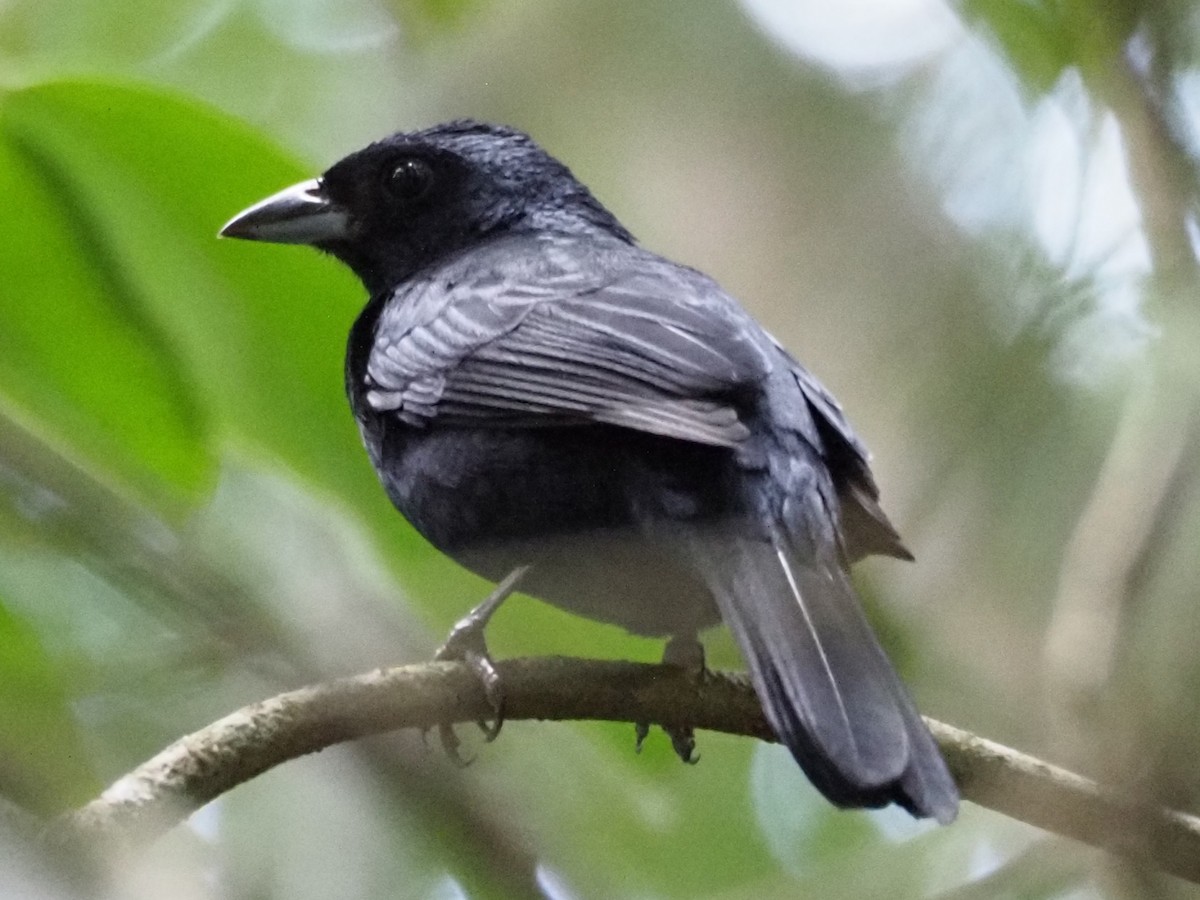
xmin=435 ymin=627 xmax=506 ymax=744
xmin=633 ymin=721 xmax=698 ymax=763
xmin=437 ymin=723 xmax=473 ymax=766
xmin=666 ymin=725 xmax=698 ymax=765
xmin=431 ymin=567 xmax=528 ymax=757
xmin=632 ymin=634 xmax=704 ymax=763
xmin=634 ymin=721 xmax=650 ymax=753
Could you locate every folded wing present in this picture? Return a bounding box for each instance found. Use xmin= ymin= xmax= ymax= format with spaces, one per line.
xmin=364 ymin=237 xmax=773 ymax=446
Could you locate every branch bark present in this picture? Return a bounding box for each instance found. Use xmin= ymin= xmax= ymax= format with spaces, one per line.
xmin=54 ymin=656 xmax=1200 ymax=885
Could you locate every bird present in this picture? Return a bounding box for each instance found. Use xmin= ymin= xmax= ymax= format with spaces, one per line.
xmin=220 ymin=120 xmax=959 ymax=823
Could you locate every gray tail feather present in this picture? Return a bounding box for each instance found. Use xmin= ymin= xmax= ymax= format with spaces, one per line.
xmin=689 ymin=524 xmax=958 ymax=824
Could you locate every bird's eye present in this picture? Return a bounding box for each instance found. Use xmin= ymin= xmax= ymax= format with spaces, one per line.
xmin=385 ymin=158 xmax=434 ymax=202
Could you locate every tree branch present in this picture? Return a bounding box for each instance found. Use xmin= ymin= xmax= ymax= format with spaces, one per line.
xmin=54 ymin=657 xmax=1200 ymax=884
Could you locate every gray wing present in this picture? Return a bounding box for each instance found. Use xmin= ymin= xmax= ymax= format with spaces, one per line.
xmin=364 ymin=239 xmax=773 ymax=447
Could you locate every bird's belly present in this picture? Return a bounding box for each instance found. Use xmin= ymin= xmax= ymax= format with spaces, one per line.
xmin=369 ymin=421 xmax=732 ymax=636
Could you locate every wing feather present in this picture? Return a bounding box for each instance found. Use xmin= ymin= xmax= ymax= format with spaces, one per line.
xmin=364 ymin=236 xmax=771 ymax=447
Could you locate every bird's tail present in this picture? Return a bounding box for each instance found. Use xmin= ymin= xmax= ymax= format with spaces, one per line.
xmin=687 ymin=519 xmax=958 ymax=823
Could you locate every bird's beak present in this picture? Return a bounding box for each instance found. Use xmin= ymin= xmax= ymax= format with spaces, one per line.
xmin=219 ymin=178 xmax=351 ymax=244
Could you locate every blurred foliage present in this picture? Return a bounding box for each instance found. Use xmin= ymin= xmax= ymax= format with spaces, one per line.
xmin=387 ymin=0 xmax=482 ymax=42
xmin=0 ymin=0 xmax=1199 ymax=898
xmin=0 ymin=595 xmax=94 ymax=812
xmin=963 ymin=0 xmax=1140 ymax=91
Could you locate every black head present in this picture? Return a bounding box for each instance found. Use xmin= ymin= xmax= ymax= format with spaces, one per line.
xmin=221 ymin=120 xmax=633 ymax=294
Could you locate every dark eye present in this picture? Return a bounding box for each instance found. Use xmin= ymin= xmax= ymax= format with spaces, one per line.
xmin=385 ymin=157 xmax=433 ymax=202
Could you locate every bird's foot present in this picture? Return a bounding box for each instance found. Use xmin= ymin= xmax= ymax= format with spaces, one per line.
xmin=635 ymin=635 xmax=705 ymax=765
xmin=662 ymin=633 xmax=707 ymax=674
xmin=634 ymin=721 xmax=695 ymax=765
xmin=433 ymin=565 xmax=529 ymax=764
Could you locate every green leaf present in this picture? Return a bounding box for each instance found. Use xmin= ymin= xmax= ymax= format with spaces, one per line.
xmin=963 ymin=0 xmax=1073 ymax=94
xmin=0 ymin=79 xmax=437 ymax=573
xmin=1 ymin=80 xmax=355 ymax=482
xmin=0 ymin=594 xmax=96 ymax=813
xmin=0 ymin=100 xmax=214 ymax=507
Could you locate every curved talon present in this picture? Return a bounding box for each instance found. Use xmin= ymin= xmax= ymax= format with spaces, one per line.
xmin=438 ymin=723 xmax=475 ymax=767
xmin=632 ymin=722 xmax=697 ymax=763
xmin=634 ymin=721 xmax=651 ymax=753
xmin=667 ymin=725 xmax=698 ymax=765
xmin=466 ymin=649 xmax=506 ymax=740
xmin=434 ymin=641 xmax=503 ymax=749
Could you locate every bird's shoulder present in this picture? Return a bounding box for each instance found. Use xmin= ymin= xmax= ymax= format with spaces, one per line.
xmin=368 ymin=232 xmax=775 ymax=393
xmin=356 ymin=231 xmax=778 ymax=446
